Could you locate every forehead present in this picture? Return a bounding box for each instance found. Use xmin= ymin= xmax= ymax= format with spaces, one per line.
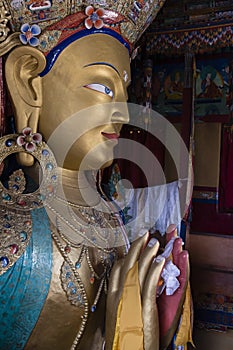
xmin=52 ymin=34 xmax=131 ymax=80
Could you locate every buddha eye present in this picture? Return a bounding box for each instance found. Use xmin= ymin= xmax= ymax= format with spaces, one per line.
xmin=85 ymin=84 xmax=114 ymax=98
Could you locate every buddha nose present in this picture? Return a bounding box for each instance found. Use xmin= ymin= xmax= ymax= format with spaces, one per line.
xmin=111 ymin=104 xmax=129 ymax=125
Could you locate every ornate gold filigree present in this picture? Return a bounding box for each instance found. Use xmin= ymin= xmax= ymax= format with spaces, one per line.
xmin=0 ymin=1 xmax=10 ymax=42
xmin=0 ymin=206 xmax=32 ymax=276
xmin=0 ymin=0 xmax=166 ymax=54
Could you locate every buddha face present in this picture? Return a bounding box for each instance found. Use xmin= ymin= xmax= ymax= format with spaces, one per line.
xmin=39 ymin=34 xmax=131 ymax=170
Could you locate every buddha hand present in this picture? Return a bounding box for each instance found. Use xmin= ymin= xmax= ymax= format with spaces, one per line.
xmin=105 ymin=232 xmax=165 ymax=350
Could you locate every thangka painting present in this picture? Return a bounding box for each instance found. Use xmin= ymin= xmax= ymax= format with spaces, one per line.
xmin=152 ymin=62 xmax=185 ymax=117
xmin=152 ymin=57 xmax=231 ymax=119
xmin=195 ymin=57 xmax=230 ymax=119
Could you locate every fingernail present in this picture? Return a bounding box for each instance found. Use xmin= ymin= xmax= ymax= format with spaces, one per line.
xmin=155 ymin=255 xmax=164 ymax=263
xmin=148 ymin=238 xmax=158 ymax=247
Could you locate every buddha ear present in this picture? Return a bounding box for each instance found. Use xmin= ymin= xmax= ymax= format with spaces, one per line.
xmin=5 ymin=46 xmax=46 ymax=132
xmin=5 ymin=46 xmax=46 ymax=166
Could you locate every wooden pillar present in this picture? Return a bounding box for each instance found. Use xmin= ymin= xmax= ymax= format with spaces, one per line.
xmin=181 ymin=51 xmax=194 ymax=150
xmin=180 ymin=51 xmax=195 ymax=246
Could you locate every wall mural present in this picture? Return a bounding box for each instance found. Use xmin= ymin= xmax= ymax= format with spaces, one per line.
xmin=152 ymin=62 xmax=185 ymax=117
xmin=151 ymin=56 xmax=231 ymax=120
xmin=195 ymin=58 xmax=230 ymax=118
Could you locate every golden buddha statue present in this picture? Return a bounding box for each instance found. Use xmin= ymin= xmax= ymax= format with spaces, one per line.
xmin=0 ymin=1 xmax=192 ymax=349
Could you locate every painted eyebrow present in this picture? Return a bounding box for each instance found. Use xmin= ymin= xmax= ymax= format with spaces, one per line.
xmin=83 ymin=62 xmax=120 ymax=77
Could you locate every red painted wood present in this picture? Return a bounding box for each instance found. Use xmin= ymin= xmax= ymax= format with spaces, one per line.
xmin=191 ymin=200 xmax=233 ymax=235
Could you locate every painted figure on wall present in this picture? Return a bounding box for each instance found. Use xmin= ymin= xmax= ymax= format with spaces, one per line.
xmin=165 ymin=70 xmax=184 ymax=100
xmin=195 ymin=61 xmax=230 ymax=118
xmin=197 ymin=65 xmax=223 ymax=99
xmin=152 ymin=58 xmax=230 ymax=119
xmin=0 ymin=1 xmax=192 ymax=349
xmin=151 ymin=64 xmax=185 ymax=117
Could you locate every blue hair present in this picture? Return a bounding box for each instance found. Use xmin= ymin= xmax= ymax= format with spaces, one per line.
xmin=40 ymin=27 xmax=130 ymax=76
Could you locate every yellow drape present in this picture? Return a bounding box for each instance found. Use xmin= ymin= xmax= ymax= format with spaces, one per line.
xmin=112 ymin=261 xmax=144 ymax=350
xmin=175 ymin=282 xmax=195 ymax=348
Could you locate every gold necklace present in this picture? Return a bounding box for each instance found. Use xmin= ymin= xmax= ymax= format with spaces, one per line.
xmin=46 ymin=174 xmax=129 ymax=348
xmin=47 ymin=190 xmax=129 ymax=250
xmin=46 ymin=200 xmax=118 ymax=252
xmin=51 ymin=221 xmax=116 ymax=349
xmin=51 ymin=225 xmax=88 ymax=349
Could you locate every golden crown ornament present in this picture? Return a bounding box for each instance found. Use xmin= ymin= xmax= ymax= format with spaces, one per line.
xmin=0 ymin=0 xmax=166 ymax=60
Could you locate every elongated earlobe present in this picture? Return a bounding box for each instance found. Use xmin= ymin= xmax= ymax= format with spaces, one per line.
xmin=6 ymin=46 xmax=46 ymax=103
xmin=5 ymin=46 xmax=46 ymax=166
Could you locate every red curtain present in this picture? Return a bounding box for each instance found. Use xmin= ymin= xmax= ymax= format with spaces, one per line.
xmin=219 ymin=128 xmax=233 ymax=212
xmin=116 ymin=126 xmax=165 ymax=188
